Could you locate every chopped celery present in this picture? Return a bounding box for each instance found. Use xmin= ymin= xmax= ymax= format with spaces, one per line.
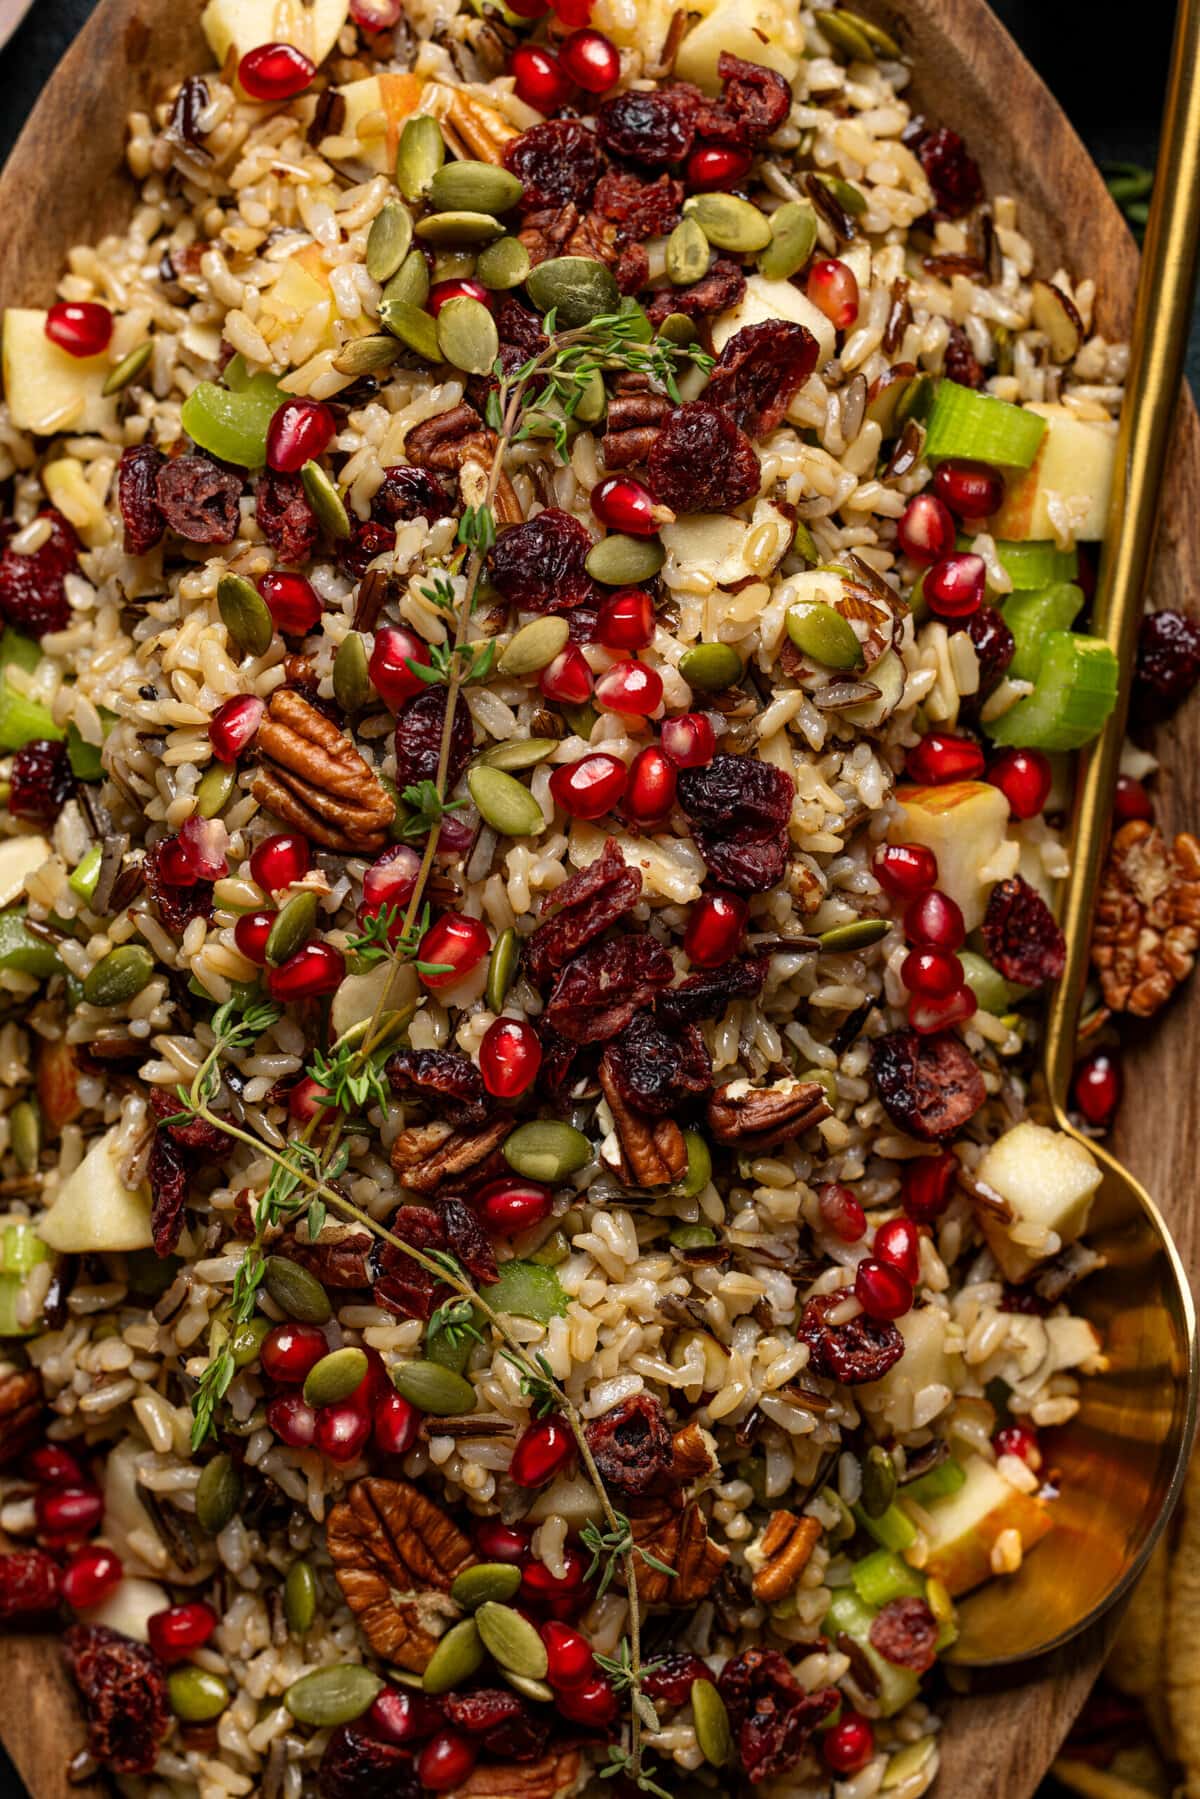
xmin=0 ymin=1221 xmax=52 ymax=1276
xmin=987 ymin=629 xmax=1119 ymax=751
xmin=180 ymin=369 xmax=285 ymax=469
xmin=822 ymin=1589 xmax=921 ymax=1716
xmin=0 ymin=909 xmax=62 ymax=978
xmin=0 ymin=681 xmax=65 ymax=752
xmin=488 ymin=1259 xmax=568 ymax=1323
xmin=67 ymin=708 xmax=115 ymax=781
xmin=0 ymin=1275 xmax=34 ymax=1338
xmin=850 ymin=1548 xmax=926 ymax=1608
xmin=853 ymin=1499 xmax=917 ymax=1552
xmin=1001 ymin=582 xmax=1084 ymax=682
xmin=960 ymin=537 xmax=1078 ymax=589
xmin=957 ymin=950 xmax=1030 ymax=1015
xmin=924 ymin=381 xmax=1047 ymax=469
xmin=0 ymin=628 xmax=41 ymax=675
xmin=901 ymin=1456 xmax=968 ymax=1507
xmin=68 ymin=842 xmax=103 ymax=901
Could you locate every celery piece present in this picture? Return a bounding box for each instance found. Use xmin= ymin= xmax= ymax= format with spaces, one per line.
xmin=851 ymin=1548 xmax=926 ymax=1609
xmin=901 ymin=1456 xmax=968 ymax=1507
xmin=180 ymin=369 xmax=285 ymax=469
xmin=0 ymin=909 xmax=62 ymax=978
xmin=0 ymin=682 xmax=65 ymax=752
xmin=0 ymin=628 xmax=41 ymax=675
xmin=924 ymin=381 xmax=1047 ymax=469
xmin=822 ymin=1589 xmax=921 ymax=1716
xmin=67 ymin=708 xmax=115 ymax=782
xmin=960 ymin=537 xmax=1078 ymax=589
xmin=1001 ymin=582 xmax=1084 ymax=682
xmin=0 ymin=1274 xmax=35 ymax=1338
xmin=957 ymin=950 xmax=1030 ymax=1016
xmin=853 ymin=1499 xmax=918 ymax=1552
xmin=0 ymin=1221 xmax=52 ymax=1276
xmin=488 ymin=1259 xmax=568 ymax=1323
xmin=987 ymin=630 xmax=1119 ymax=751
xmin=68 ymin=842 xmax=103 ymax=901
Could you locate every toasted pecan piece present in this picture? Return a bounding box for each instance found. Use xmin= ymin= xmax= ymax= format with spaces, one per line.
xmin=707 ymin=1078 xmax=832 ymax=1153
xmin=599 ymin=1054 xmax=688 ymax=1187
xmin=252 ymin=690 xmax=394 ymax=852
xmin=446 ymin=1750 xmax=583 ymax=1799
xmin=0 ymin=1369 xmax=42 ymax=1466
xmin=327 ymin=1477 xmax=474 ymax=1670
xmin=405 ymin=402 xmax=522 ymax=527
xmin=1092 ymin=819 xmax=1200 ymax=1016
xmin=630 ymin=1497 xmax=729 ymax=1604
xmin=390 ymin=1116 xmax=512 ymax=1193
xmin=750 ymin=1511 xmax=822 ymax=1603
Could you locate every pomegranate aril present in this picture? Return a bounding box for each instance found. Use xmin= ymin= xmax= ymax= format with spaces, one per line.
xmin=35 ymin=1486 xmax=102 ymax=1541
xmin=824 ymin=1712 xmax=875 ymax=1775
xmin=261 ymin=1322 xmax=328 ymax=1385
xmin=417 ymin=1731 xmax=478 ymax=1792
xmin=266 ymin=1392 xmax=318 ymax=1447
xmin=147 ymin=1601 xmax=217 ymax=1663
xmin=250 ymin=831 xmax=311 ymax=892
xmin=905 ymin=732 xmax=985 ymax=785
xmin=315 ymin=1400 xmax=372 ymax=1464
xmin=806 ymin=258 xmax=859 ymax=330
xmin=1072 ymin=1050 xmax=1122 ymax=1128
xmin=818 ymin=1182 xmax=866 ymax=1244
xmin=370 ymin=1686 xmax=443 ymax=1745
xmin=854 ymin=1256 xmax=912 ymax=1320
xmin=557 ymin=1673 xmax=618 ymax=1725
xmin=549 ymin=753 xmax=628 ymax=820
xmin=660 ymin=712 xmax=715 ymax=768
xmin=510 ymin=1416 xmax=574 ymax=1488
xmin=476 ymin=1178 xmax=552 ymax=1236
xmin=904 ymin=888 xmax=965 ymax=950
xmin=684 ymin=891 xmax=746 ymax=966
xmin=874 ymin=1216 xmax=921 ymax=1284
xmin=45 ymin=302 xmax=113 ymax=359
xmin=543 ymin=1620 xmax=595 ymax=1689
xmin=268 ymin=940 xmax=345 ymax=1001
xmin=265 ymin=399 xmax=335 ymax=473
xmin=177 ymin=815 xmax=230 ymax=880
xmin=521 ymin=1546 xmax=590 ymax=1615
xmin=901 ymin=1155 xmax=956 ymax=1228
xmin=288 ymin=1076 xmax=330 ymax=1124
xmin=509 ymin=44 xmax=572 ymax=113
xmin=238 ymin=42 xmax=316 ymax=102
xmin=540 ymin=643 xmax=594 ymax=706
xmin=27 ymin=1445 xmax=85 ymax=1487
xmin=932 ymin=457 xmax=1004 ymax=519
xmin=374 ymin=1390 xmax=420 ymax=1457
xmin=157 ymin=836 xmax=200 ymax=886
xmin=987 ymin=746 xmax=1052 ymax=820
xmin=234 ymin=909 xmax=275 ymax=965
xmin=554 ymin=0 xmax=593 ymax=23
xmin=428 ymin=278 xmax=494 ymax=316
xmin=623 ymin=745 xmax=676 ymax=823
xmin=61 ymin=1546 xmax=123 ymax=1611
xmin=594 ymin=660 xmax=663 ymax=717
xmin=908 ymin=984 xmax=977 ymax=1034
xmin=258 ymin=570 xmax=322 ymax=635
xmin=474 ymin=1519 xmax=531 ymax=1564
xmin=687 ymin=145 xmax=753 ymax=190
xmin=1114 ymin=774 xmax=1153 ymax=823
xmin=596 ymin=588 xmax=654 ymax=651
xmin=900 ymin=946 xmax=963 ymax=998
xmin=874 ymin=841 xmax=938 ymax=900
xmin=591 ymin=475 xmax=667 ymax=537
xmin=479 ymin=1016 xmax=543 ymax=1098
xmin=209 ymin=694 xmax=264 ymax=763
xmin=924 ymin=551 xmax=985 ymax=619
xmin=417 ymin=913 xmax=490 ymax=989
xmin=558 ymin=27 xmax=620 ymax=93
xmin=897 ymin=492 xmax=956 ymax=565
xmin=994 ymin=1424 xmax=1039 ymax=1466
xmin=360 ymin=843 xmax=422 ymax=927
xmin=369 ymin=624 xmax=432 ymax=709
xmin=350 ymin=0 xmax=406 ymax=27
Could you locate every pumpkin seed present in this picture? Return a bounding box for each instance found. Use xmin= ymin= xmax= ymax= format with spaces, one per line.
xmin=468 ymin=766 xmax=546 ymax=838
xmin=384 ymin=248 xmax=432 ymax=310
xmin=817 ymin=172 xmax=868 ymax=217
xmin=415 ymin=210 xmax=506 ymax=247
xmin=393 ymin=1360 xmax=477 ymax=1415
xmin=9 ymin=1101 xmax=39 ymax=1175
xmin=574 ymin=368 xmax=606 ymax=424
xmin=82 ymin=944 xmax=155 ymax=1008
xmin=504 ymin=1120 xmax=591 ymax=1182
xmin=196 ymin=761 xmax=236 ymax=818
xmin=791 ymin=518 xmax=820 ymax=566
xmin=263 ymin=1255 xmax=331 ymax=1324
xmin=266 ymin=890 xmax=319 ymax=967
xmin=169 ymin=1666 xmax=230 ymax=1723
xmin=396 ymin=114 xmax=445 ymax=203
xmin=818 ymin=917 xmax=890 ymax=951
xmin=303 ymin=1346 xmax=369 ymax=1408
xmin=332 ymin=333 xmax=403 ymax=377
xmin=286 ymin=1664 xmax=383 ymax=1726
xmin=503 ymin=1671 xmax=554 ymax=1703
xmin=882 ymin=1739 xmax=937 ymax=1789
xmin=284 ymin=1559 xmax=318 ymax=1636
xmin=499 ymin=616 xmax=570 ymax=676
xmin=691 ymin=1679 xmax=732 ymax=1768
xmin=429 ymin=159 xmax=523 ymax=215
xmin=422 ymin=1618 xmax=485 ymax=1695
xmin=786 ymin=601 xmax=864 ymax=669
xmin=562 ymin=701 xmax=596 ymax=738
xmin=800 ymin=1065 xmax=838 ymax=1105
xmin=678 ymin=1130 xmax=712 ymax=1198
xmin=437 ymin=295 xmax=500 ymax=376
xmin=844 ymin=8 xmax=900 ymax=55
xmin=862 ymin=1444 xmax=897 ymax=1518
xmin=666 ymin=214 xmax=711 ymax=286
xmin=526 ymin=256 xmax=620 ymax=328
xmin=450 ymin=1563 xmax=523 ymax=1611
xmin=814 ymin=7 xmax=876 ymax=60
xmin=757 ymin=200 xmax=818 ymax=281
xmin=195 ymin=1452 xmax=242 ymax=1534
xmin=486 ymin=925 xmax=519 ymax=1012
xmin=379 ymin=297 xmax=441 ymax=361
xmin=670 ymin=1223 xmax=717 ymax=1250
xmin=478 ymin=736 xmax=559 ymax=772
xmin=301 ymin=460 xmax=351 ymax=540
xmin=230 ymin=1314 xmax=269 ymax=1368
xmin=476 ymin=1601 xmax=549 ymax=1680
xmin=657 ymin=311 xmax=697 ymax=345
xmin=530 ymin=1228 xmax=569 ymax=1267
xmin=476 ymin=234 xmax=532 ymax=291
xmin=217 ymin=572 xmax=273 ymax=658
xmin=684 ymin=193 xmax=771 ymax=254
xmin=333 ymin=632 xmax=370 ymax=712
xmin=366 ymin=199 xmax=414 ymax=283
xmin=586 ymin=534 xmax=664 ymax=585
xmin=102 ymin=339 xmax=153 ymax=396
xmin=678 ymin=641 xmax=743 ymax=692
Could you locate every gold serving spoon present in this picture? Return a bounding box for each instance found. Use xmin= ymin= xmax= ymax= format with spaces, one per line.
xmin=949 ymin=0 xmax=1200 ymax=1665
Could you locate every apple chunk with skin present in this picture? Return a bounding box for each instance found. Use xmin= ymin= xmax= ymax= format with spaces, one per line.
xmin=987 ymin=403 xmax=1117 ymax=542
xmin=889 ymin=780 xmax=1017 ymax=932
xmin=202 ymin=0 xmax=350 ymax=69
xmin=3 ymin=310 xmax=116 ymax=436
xmin=910 ymin=1453 xmax=1052 ymax=1597
xmin=37 ymin=1129 xmax=153 ymax=1254
xmin=973 ymin=1121 xmax=1102 ymax=1283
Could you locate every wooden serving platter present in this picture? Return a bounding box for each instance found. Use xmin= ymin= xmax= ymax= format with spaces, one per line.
xmin=0 ymin=2 xmax=1197 ymax=1795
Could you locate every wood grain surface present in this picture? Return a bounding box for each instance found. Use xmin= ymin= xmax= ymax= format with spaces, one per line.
xmin=0 ymin=2 xmax=1196 ymax=1796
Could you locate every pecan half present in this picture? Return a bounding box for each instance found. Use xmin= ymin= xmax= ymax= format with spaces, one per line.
xmin=630 ymin=1498 xmax=729 ymax=1604
xmin=253 ymin=691 xmax=395 ymax=852
xmin=447 ymin=1750 xmax=582 ymax=1799
xmin=0 ymin=1370 xmax=42 ymax=1466
xmin=750 ymin=1511 xmax=821 ymax=1603
xmin=405 ymin=403 xmax=522 ymax=527
xmin=599 ymin=1053 xmax=688 ymax=1187
xmin=327 ymin=1477 xmax=474 ymax=1669
xmin=390 ymin=1116 xmax=512 ymax=1193
xmin=601 ymin=390 xmax=670 ymax=470
xmin=707 ymin=1078 xmax=832 ymax=1152
xmin=426 ymin=82 xmax=519 ymax=163
xmin=670 ymin=1419 xmax=717 ymax=1485
xmin=1092 ymin=820 xmax=1200 ymax=1016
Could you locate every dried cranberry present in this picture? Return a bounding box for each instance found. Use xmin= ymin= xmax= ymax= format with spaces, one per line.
xmin=980 ymin=874 xmax=1066 ymax=987
xmin=869 ymin=1596 xmax=939 ymax=1672
xmin=504 ymin=119 xmax=604 ymax=212
xmin=0 ymin=1548 xmax=60 ymax=1620
xmin=645 ymin=257 xmax=745 ymax=326
xmin=718 ymin=1648 xmax=840 ymax=1783
xmin=156 ymin=455 xmax=242 ymax=543
xmin=704 ymin=321 xmax=819 ymax=439
xmin=9 ymin=739 xmax=73 ymax=822
xmin=63 ymin=1624 xmax=170 ymax=1777
xmin=596 ymin=84 xmax=698 ymax=167
xmin=393 ymin=687 xmax=473 ymax=794
xmin=871 ymin=1029 xmax=986 ymax=1141
xmin=593 ymin=170 xmax=684 ymax=240
xmin=147 ymin=1132 xmax=189 ymax=1256
xmin=797 ymin=1290 xmax=904 ymax=1385
xmin=495 ymin=297 xmax=548 ymax=366
xmin=440 ymin=1196 xmax=499 ymax=1286
xmin=1133 ymin=609 xmax=1200 ymax=716
xmin=143 ymin=836 xmax=215 ymax=937
xmin=694 ymin=52 xmax=792 ymax=147
xmin=372 ymin=1206 xmax=448 ymax=1319
xmin=943 ymin=323 xmax=985 ymax=389
xmin=489 ymin=508 xmax=597 ymax=614
xmin=0 ymin=509 xmax=79 ymax=637
xmin=961 ymin=603 xmax=1014 ymax=696
xmin=677 ymin=752 xmax=794 ymax=893
xmin=641 ymin=1652 xmax=712 ymax=1706
xmin=339 ymin=519 xmax=395 ymax=580
xmin=386 ymin=1047 xmax=492 ymax=1127
xmin=912 ymin=123 xmax=984 ymax=219
xmin=117 ymin=445 xmax=167 ymax=555
xmin=256 ymin=467 xmax=320 ymax=565
xmin=657 ymin=955 xmax=769 ymax=1026
xmin=585 ymin=1393 xmax=675 ymax=1495
xmin=441 ymin=1687 xmax=548 ymax=1760
xmin=524 ymin=837 xmax=642 ymax=986
xmin=371 ymin=465 xmax=451 ymax=525
xmin=318 ymin=1722 xmax=421 ymax=1799
xmin=646 ymin=401 xmax=760 ymax=515
xmin=602 ymin=1015 xmax=711 ymax=1115
xmin=545 ymin=932 xmax=675 ymax=1042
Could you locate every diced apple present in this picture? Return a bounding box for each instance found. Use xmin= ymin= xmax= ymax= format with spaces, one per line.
xmin=987 ymin=404 xmax=1117 ymax=543
xmin=201 ymin=0 xmax=350 ymax=69
xmin=37 ymin=1130 xmax=153 ymax=1255
xmin=672 ymin=0 xmax=802 ymax=91
xmin=528 ymin=1473 xmax=605 ymax=1526
xmin=101 ymin=1437 xmax=163 ymax=1571
xmin=972 ymin=1121 xmax=1102 ymax=1283
xmin=330 ymin=957 xmax=419 ymax=1040
xmin=859 ymin=1304 xmax=963 ymax=1427
xmin=3 ymin=309 xmax=116 ymax=436
xmin=0 ymin=835 xmax=50 ymax=909
xmin=660 ymin=499 xmax=791 ymax=588
xmin=711 ymin=274 xmax=835 ymax=366
xmin=909 ymin=1452 xmax=1052 ymax=1597
xmin=331 ymin=71 xmax=426 ymax=172
xmin=79 ymin=1575 xmax=170 ymax=1642
xmin=889 ymin=781 xmax=1011 ymax=931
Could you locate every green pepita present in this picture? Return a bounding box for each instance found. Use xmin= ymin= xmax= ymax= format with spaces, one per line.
xmin=574 ymin=367 xmax=607 ymax=424
xmin=814 ymin=7 xmax=876 ymax=60
xmin=9 ymin=1101 xmax=39 ymax=1175
xmin=82 ymin=944 xmax=155 ymax=1008
xmin=486 ymin=925 xmax=519 ymax=1012
xmin=475 ymin=1601 xmax=549 ymax=1680
xmin=691 ymin=1678 xmax=732 ymax=1768
xmin=862 ymin=1444 xmax=897 ymax=1518
xmin=284 ymin=1559 xmax=318 ymax=1636
xmin=791 ymin=518 xmax=820 ymax=566
xmin=196 ymin=760 xmax=236 ymax=817
xmin=230 ymin=1314 xmax=270 ymax=1368
xmin=265 ymin=890 xmax=319 ymax=966
xmin=530 ymin=1228 xmax=569 ymax=1267
xmin=437 ymin=295 xmax=500 ymax=376
xmin=423 ymin=1617 xmax=485 ymax=1695
xmin=263 ymin=1255 xmax=332 ymax=1324
xmin=450 ymin=1563 xmax=524 ymax=1610
xmin=384 ymin=248 xmax=432 ymax=311
xmin=585 ymin=534 xmax=665 ymax=585
xmin=757 ymin=200 xmax=818 ymax=281
xmin=478 ymin=736 xmax=560 ymax=771
xmin=817 ymin=172 xmax=868 ymax=217
xmin=195 ymin=1451 xmax=242 ymax=1535
xmin=499 ymin=616 xmax=570 ymax=677
xmin=169 ymin=1666 xmax=230 ymax=1723
xmin=301 ymin=460 xmax=351 ymax=540
xmin=882 ymin=1738 xmax=937 ymax=1788
xmin=684 ymin=193 xmax=771 ymax=254
xmin=429 ymin=159 xmax=523 ymax=215
xmin=678 ymin=641 xmax=743 ymax=692
xmin=503 ymin=1120 xmax=592 ymax=1183
xmin=476 ymin=234 xmax=532 ymax=290
xmin=333 ymin=632 xmax=371 ymax=713
xmin=415 ymin=211 xmax=506 ymax=247
xmin=678 ymin=1129 xmax=712 ymax=1198
xmin=432 ymin=248 xmax=477 ymax=283
xmin=657 ymin=311 xmax=698 ymax=345
xmin=379 ymin=297 xmax=441 ymax=360
xmin=102 ymin=340 xmax=153 ymax=396
xmin=819 ymin=1483 xmax=857 ymax=1541
xmin=332 ymin=333 xmax=404 ymax=377
xmin=217 ymin=572 xmax=274 ymax=658
xmin=525 ymin=256 xmax=620 ymax=328
xmin=670 ymin=1223 xmax=717 ymax=1250
xmin=285 ymin=1663 xmax=383 ymax=1726
xmin=393 ymin=1359 xmax=477 ymax=1415
xmin=396 ymin=114 xmax=445 ymax=203
xmin=366 ymin=199 xmax=414 ymax=282
xmin=666 ymin=214 xmax=711 ymax=286
xmin=468 ymin=766 xmax=546 ymax=838
xmin=303 ymin=1346 xmax=368 ymax=1408
xmin=786 ymin=601 xmax=864 ymax=669
xmin=842 ymin=8 xmax=900 ymax=55
xmin=818 ymin=917 xmax=890 ymax=951
xmin=799 ymin=1065 xmax=838 ymax=1106
xmin=503 ymin=1671 xmax=554 ymax=1703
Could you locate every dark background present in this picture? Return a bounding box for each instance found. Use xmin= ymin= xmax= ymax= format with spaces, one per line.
xmin=0 ymin=2 xmax=1188 ymax=1795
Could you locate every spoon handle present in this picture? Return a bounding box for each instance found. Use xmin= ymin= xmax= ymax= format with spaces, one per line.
xmin=1043 ymin=0 xmax=1200 ymax=1116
